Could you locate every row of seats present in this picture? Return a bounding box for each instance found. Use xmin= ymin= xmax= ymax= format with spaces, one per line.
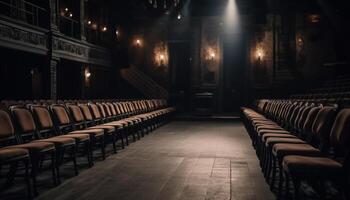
xmin=291 ymin=76 xmax=350 ymax=102
xmin=0 ymin=99 xmax=175 ymax=197
xmin=241 ymin=99 xmax=350 ymax=199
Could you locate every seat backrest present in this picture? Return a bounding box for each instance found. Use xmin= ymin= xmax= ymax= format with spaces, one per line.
xmin=106 ymin=103 xmax=117 ymax=116
xmin=329 ymin=108 xmax=350 ymax=156
xmin=31 ymin=105 xmax=54 ymax=130
xmin=311 ymin=106 xmax=338 ymax=151
xmin=78 ymin=104 xmax=94 ymax=121
xmin=10 ymin=106 xmax=39 ymax=141
xmin=302 ymin=106 xmax=322 ymax=137
xmin=296 ymin=105 xmax=313 ymax=131
xmin=0 ymin=110 xmax=16 ymax=143
xmin=96 ymin=103 xmax=107 ymax=118
xmin=11 ymin=107 xmax=37 ymax=134
xmin=50 ymin=105 xmax=71 ymax=126
xmin=89 ymin=103 xmax=102 ymax=120
xmin=67 ymin=104 xmax=86 ymax=123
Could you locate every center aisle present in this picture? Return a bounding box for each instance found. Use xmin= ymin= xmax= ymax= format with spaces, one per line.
xmin=37 ymin=121 xmax=274 ymax=200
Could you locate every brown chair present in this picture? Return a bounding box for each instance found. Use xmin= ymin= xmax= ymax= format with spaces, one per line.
xmin=50 ymin=104 xmax=105 ymax=161
xmin=10 ymin=106 xmax=77 ymax=184
xmin=30 ymin=105 xmax=92 ymax=168
xmin=0 ymin=109 xmax=56 ymax=195
xmin=66 ymin=104 xmax=120 ymax=155
xmin=0 ymin=147 xmax=31 ymax=197
xmin=282 ymin=108 xmax=350 ymax=199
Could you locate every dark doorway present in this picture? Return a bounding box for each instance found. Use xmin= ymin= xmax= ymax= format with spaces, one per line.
xmin=221 ymin=34 xmax=247 ymax=112
xmin=168 ymin=41 xmax=191 ymax=112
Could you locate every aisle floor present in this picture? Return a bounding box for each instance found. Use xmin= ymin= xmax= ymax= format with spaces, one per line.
xmin=37 ymin=121 xmax=275 ymax=200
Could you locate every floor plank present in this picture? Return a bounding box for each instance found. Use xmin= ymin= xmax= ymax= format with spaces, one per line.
xmin=36 ymin=121 xmax=275 ymax=200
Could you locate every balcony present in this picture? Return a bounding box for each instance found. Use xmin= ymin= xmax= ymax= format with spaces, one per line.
xmin=59 ymin=15 xmax=80 ymax=39
xmin=0 ymin=0 xmax=49 ymax=28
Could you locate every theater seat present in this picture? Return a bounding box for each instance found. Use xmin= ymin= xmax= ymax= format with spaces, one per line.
xmin=70 ymin=129 xmax=105 ymax=137
xmin=36 ymin=137 xmax=76 ymax=147
xmin=283 ymin=155 xmax=342 ymax=175
xmin=272 ymin=143 xmax=321 ymax=158
xmin=6 ymin=142 xmax=55 ymax=152
xmin=0 ymin=148 xmax=29 ymax=162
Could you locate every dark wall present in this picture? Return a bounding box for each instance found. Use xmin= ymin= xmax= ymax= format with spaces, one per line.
xmin=0 ymin=48 xmax=50 ymax=100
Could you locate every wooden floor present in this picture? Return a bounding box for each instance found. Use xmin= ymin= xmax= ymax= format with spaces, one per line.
xmin=34 ymin=121 xmax=274 ymax=200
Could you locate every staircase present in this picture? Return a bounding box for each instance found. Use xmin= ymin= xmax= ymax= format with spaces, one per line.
xmin=120 ymin=65 xmax=169 ymax=99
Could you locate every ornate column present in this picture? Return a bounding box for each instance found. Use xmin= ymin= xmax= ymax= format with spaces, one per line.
xmin=49 ymin=58 xmax=59 ymax=100
xmin=80 ymin=0 xmax=86 ymax=41
xmin=48 ymin=0 xmax=60 ymax=100
xmin=49 ymin=0 xmax=59 ymax=31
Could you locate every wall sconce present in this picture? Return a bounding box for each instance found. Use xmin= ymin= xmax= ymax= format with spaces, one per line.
xmin=256 ymin=48 xmax=264 ymax=61
xmin=101 ymin=26 xmax=107 ymax=32
xmin=206 ymin=48 xmax=217 ymax=61
xmin=135 ymin=39 xmax=142 ymax=47
xmin=297 ymin=37 xmax=304 ymax=46
xmin=210 ymin=52 xmax=216 ymax=60
xmin=87 ymin=20 xmax=92 ymax=25
xmin=85 ymin=69 xmax=91 ymax=79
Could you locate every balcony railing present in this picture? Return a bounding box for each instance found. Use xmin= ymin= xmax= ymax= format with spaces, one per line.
xmin=59 ymin=15 xmax=80 ymax=39
xmin=0 ymin=0 xmax=48 ymax=28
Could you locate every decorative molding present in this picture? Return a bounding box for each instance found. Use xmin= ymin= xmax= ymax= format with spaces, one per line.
xmin=0 ymin=19 xmax=48 ymax=54
xmin=52 ymin=34 xmax=111 ymax=66
xmin=0 ymin=18 xmax=111 ymax=67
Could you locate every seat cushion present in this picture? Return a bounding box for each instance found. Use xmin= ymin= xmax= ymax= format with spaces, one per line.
xmin=57 ymin=134 xmax=90 ymax=142
xmin=105 ymin=122 xmax=125 ymax=128
xmin=256 ymin=125 xmax=283 ymax=132
xmin=70 ymin=129 xmax=104 ymax=137
xmin=262 ymin=133 xmax=296 ymax=142
xmin=0 ymin=148 xmax=29 ymax=162
xmin=283 ymin=155 xmax=342 ymax=175
xmin=88 ymin=125 xmax=116 ymax=133
xmin=266 ymin=137 xmax=306 ymax=148
xmin=258 ymin=129 xmax=290 ymax=136
xmin=273 ymin=143 xmax=321 ymax=159
xmin=7 ymin=142 xmax=55 ymax=152
xmin=36 ymin=137 xmax=75 ymax=147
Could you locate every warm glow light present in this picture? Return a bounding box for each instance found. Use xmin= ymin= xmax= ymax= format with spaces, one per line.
xmin=87 ymin=20 xmax=92 ymax=25
xmin=136 ymin=39 xmax=141 ymax=46
xmin=91 ymin=23 xmax=97 ymax=30
xmin=85 ymin=71 xmax=91 ymax=78
xmin=210 ymin=53 xmax=216 ymax=59
xmin=65 ymin=8 xmax=69 ymax=12
xmin=116 ymin=30 xmax=119 ymax=35
xmin=102 ymin=26 xmax=107 ymax=32
xmin=256 ymin=48 xmax=264 ymax=60
xmin=160 ymin=54 xmax=164 ymax=60
xmin=177 ymin=14 xmax=181 ymax=20
xmin=69 ymin=13 xmax=73 ymax=17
